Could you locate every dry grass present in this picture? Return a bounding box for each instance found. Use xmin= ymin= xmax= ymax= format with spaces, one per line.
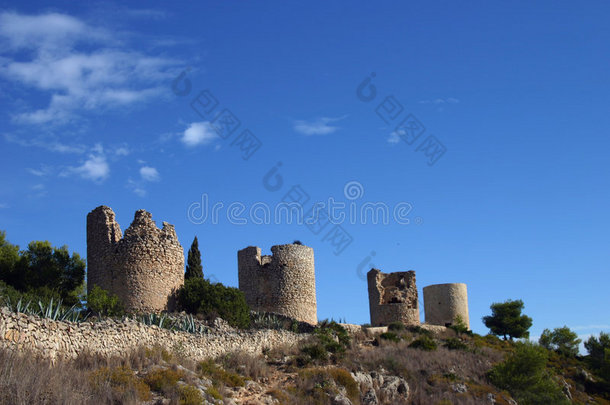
xmin=0 ymin=348 xmax=93 ymax=405
xmin=0 ymin=345 xmax=199 ymax=405
xmin=218 ymin=350 xmax=271 ymax=381
xmin=340 ymin=335 xmax=505 ymax=404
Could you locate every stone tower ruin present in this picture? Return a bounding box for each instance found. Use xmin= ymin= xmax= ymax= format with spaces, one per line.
xmin=423 ymin=283 xmax=470 ymax=329
xmin=237 ymin=244 xmax=317 ymax=325
xmin=367 ymin=269 xmax=420 ymax=327
xmin=87 ymin=206 xmax=184 ymax=313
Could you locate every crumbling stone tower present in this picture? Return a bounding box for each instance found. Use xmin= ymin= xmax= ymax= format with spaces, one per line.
xmin=237 ymin=244 xmax=317 ymax=325
xmin=87 ymin=206 xmax=184 ymax=313
xmin=367 ymin=269 xmax=420 ymax=326
xmin=423 ymin=283 xmax=470 ymax=329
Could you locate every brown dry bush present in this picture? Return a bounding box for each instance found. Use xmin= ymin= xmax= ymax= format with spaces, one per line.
xmin=0 ymin=348 xmax=93 ymax=405
xmin=218 ymin=350 xmax=270 ymax=381
xmin=341 ymin=339 xmax=505 ymax=404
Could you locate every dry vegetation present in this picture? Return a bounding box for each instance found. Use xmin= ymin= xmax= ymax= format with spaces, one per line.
xmin=0 ymin=324 xmax=609 ymax=405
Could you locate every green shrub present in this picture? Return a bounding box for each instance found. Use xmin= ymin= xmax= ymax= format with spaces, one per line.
xmin=380 ymin=332 xmax=401 ymax=342
xmin=144 ymin=367 xmax=185 ymax=392
xmin=298 ymin=367 xmax=359 ymax=403
xmin=206 ymin=386 xmax=223 ymax=400
xmin=448 ymin=315 xmax=470 ymax=334
xmin=443 ymin=337 xmax=469 ymax=351
xmin=301 ymin=321 xmax=350 ymax=363
xmin=301 ymin=343 xmax=328 ymax=361
xmin=388 ymin=321 xmax=405 ymax=331
xmin=409 ymin=335 xmax=437 ymax=351
xmin=488 ymin=342 xmax=569 ymax=404
xmin=87 ymin=285 xmax=124 ymax=317
xmin=179 ymin=384 xmax=204 ymax=405
xmin=177 ymin=278 xmax=250 ymax=328
xmin=89 ymin=365 xmax=151 ymax=401
xmin=198 ymin=359 xmax=245 ymax=387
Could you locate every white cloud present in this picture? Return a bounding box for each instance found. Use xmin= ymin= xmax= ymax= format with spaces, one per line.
xmin=126 ymin=178 xmax=147 ymax=197
xmin=181 ymin=122 xmax=216 ymax=146
xmin=140 ymin=166 xmax=160 ymax=182
xmin=0 ymin=11 xmax=181 ymax=125
xmin=113 ymin=146 xmax=130 ymax=156
xmin=4 ymin=133 xmax=86 ymax=153
xmin=293 ymin=116 xmax=346 ymax=136
xmin=65 ymin=153 xmax=109 ymax=182
xmin=27 ymin=165 xmax=52 ymax=176
xmin=387 ymin=131 xmax=401 ymax=144
xmin=0 ymin=203 xmax=8 ymax=209
xmin=133 ymin=187 xmax=147 ymax=197
xmin=0 ymin=12 xmax=105 ymax=50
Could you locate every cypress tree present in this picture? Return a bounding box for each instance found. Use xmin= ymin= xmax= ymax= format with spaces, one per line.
xmin=185 ymin=236 xmax=203 ymax=280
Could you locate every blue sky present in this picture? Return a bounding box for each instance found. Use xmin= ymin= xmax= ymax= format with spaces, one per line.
xmin=1 ymin=1 xmax=609 ymax=343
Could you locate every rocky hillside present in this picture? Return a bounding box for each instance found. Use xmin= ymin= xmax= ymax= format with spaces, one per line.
xmin=0 ymin=315 xmax=608 ymax=404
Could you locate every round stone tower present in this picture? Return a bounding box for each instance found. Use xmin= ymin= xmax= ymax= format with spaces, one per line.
xmin=87 ymin=206 xmax=184 ymax=313
xmin=423 ymin=283 xmax=469 ymax=329
xmin=237 ymin=243 xmax=317 ymax=325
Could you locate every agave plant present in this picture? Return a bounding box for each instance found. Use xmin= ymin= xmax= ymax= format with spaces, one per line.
xmin=251 ymin=312 xmax=286 ymax=330
xmin=6 ymin=297 xmax=33 ymax=314
xmin=139 ymin=313 xmax=168 ymax=328
xmin=174 ymin=314 xmax=208 ymax=334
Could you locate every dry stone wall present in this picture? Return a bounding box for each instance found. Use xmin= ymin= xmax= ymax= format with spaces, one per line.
xmin=0 ymin=308 xmax=304 ymax=361
xmin=87 ymin=206 xmax=184 ymax=313
xmin=367 ymin=269 xmax=420 ymax=326
xmin=238 ymin=244 xmax=317 ymax=325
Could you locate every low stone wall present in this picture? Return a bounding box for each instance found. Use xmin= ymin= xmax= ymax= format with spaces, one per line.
xmin=0 ymin=308 xmax=305 ymax=361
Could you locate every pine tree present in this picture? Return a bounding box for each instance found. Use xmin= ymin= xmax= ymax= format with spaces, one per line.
xmin=185 ymin=236 xmax=203 ymax=280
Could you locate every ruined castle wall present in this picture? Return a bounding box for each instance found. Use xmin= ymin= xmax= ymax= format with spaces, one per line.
xmin=237 ymin=247 xmax=275 ymax=312
xmin=237 ymin=244 xmax=317 ymax=325
xmin=0 ymin=308 xmax=304 ymax=362
xmin=87 ymin=206 xmax=184 ymax=313
xmin=367 ymin=269 xmax=420 ymax=327
xmin=423 ymin=283 xmax=470 ymax=329
xmin=86 ymin=206 xmax=122 ymax=295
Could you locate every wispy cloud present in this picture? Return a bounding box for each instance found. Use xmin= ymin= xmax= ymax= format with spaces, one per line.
xmin=0 ymin=203 xmax=8 ymax=209
xmin=418 ymin=97 xmax=460 ymax=105
xmin=181 ymin=122 xmax=217 ymax=146
xmin=293 ymin=116 xmax=347 ymax=136
xmin=570 ymin=324 xmax=610 ymax=331
xmin=112 ymin=146 xmax=130 ymax=157
xmin=0 ymin=11 xmax=181 ymax=125
xmin=140 ymin=166 xmax=160 ymax=182
xmin=127 ymin=178 xmax=147 ymax=197
xmin=27 ymin=165 xmax=53 ymax=177
xmin=387 ymin=131 xmax=401 ymax=144
xmin=4 ymin=133 xmax=86 ymax=153
xmin=29 ymin=183 xmax=47 ymax=198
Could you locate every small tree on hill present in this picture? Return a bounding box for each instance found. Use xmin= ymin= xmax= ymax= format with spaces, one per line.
xmin=539 ymin=326 xmax=581 ymax=357
xmin=185 ymin=236 xmax=203 ymax=280
xmin=483 ymin=299 xmax=533 ymax=340
xmin=585 ymin=332 xmax=610 ymax=381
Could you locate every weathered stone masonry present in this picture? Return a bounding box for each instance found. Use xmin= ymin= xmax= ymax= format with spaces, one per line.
xmin=367 ymin=269 xmax=420 ymax=327
xmin=0 ymin=308 xmax=304 ymax=361
xmin=87 ymin=206 xmax=184 ymax=313
xmin=238 ymin=244 xmax=317 ymax=325
xmin=423 ymin=283 xmax=470 ymax=329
